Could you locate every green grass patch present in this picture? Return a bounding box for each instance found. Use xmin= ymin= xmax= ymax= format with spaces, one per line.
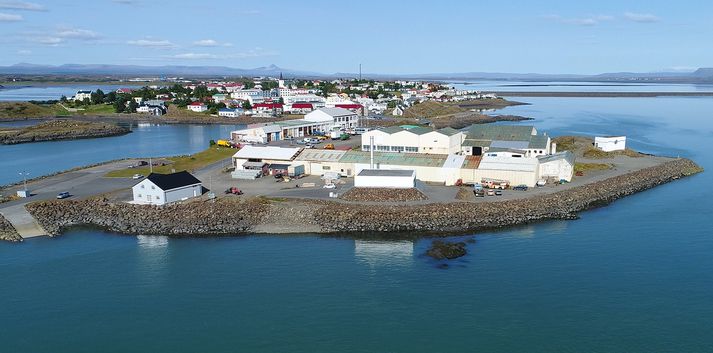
xmin=105 ymin=147 xmax=237 ymax=178
xmin=0 ymin=102 xmax=55 ymax=119
xmin=575 ymin=162 xmax=612 ymax=173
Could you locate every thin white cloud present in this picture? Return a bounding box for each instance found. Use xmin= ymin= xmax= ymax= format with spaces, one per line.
xmin=0 ymin=1 xmax=45 ymax=11
xmin=56 ymin=27 xmax=100 ymax=40
xmin=192 ymin=39 xmax=232 ymax=47
xmin=171 ymin=53 xmax=220 ymax=59
xmin=17 ymin=49 xmax=31 ymax=55
xmin=543 ymin=14 xmax=614 ymax=26
xmin=0 ymin=12 xmax=22 ymax=21
xmin=127 ymin=39 xmax=176 ymax=49
xmin=623 ymin=12 xmax=660 ymax=23
xmin=166 ymin=48 xmax=277 ymax=60
xmin=34 ymin=36 xmax=62 ymax=45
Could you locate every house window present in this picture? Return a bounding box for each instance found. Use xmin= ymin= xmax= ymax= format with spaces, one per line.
xmin=151 ymin=186 xmax=155 ymax=190
xmin=323 ymin=166 xmax=331 ymax=170
xmin=405 ymin=146 xmax=418 ymax=153
xmin=362 ymin=145 xmax=370 ymax=151
xmin=391 ymin=146 xmax=404 ymax=152
xmin=155 ymin=196 xmax=160 ymax=200
xmin=137 ymin=194 xmax=142 ymax=197
xmin=141 ymin=185 xmax=145 ymax=189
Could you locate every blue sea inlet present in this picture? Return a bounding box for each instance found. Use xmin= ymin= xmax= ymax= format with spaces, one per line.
xmin=1 ymin=94 xmax=712 ymax=352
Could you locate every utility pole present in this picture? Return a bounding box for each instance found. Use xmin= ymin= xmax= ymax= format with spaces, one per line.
xmin=18 ymin=171 xmax=29 ymax=192
xmin=359 ymin=63 xmax=362 ymax=81
xmin=149 ymin=157 xmax=153 ymax=173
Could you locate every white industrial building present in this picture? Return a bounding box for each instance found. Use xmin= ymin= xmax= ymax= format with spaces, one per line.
xmin=594 ymin=136 xmax=626 ymax=152
xmin=354 ymin=169 xmax=416 ymax=188
xmin=538 ymin=151 xmax=576 ymax=182
xmin=231 ymin=146 xmax=303 ymax=179
xmin=361 ymin=126 xmax=464 ymax=155
xmin=305 ymin=107 xmax=359 ymax=130
xmin=230 ymin=107 xmax=360 ymax=142
xmin=225 ymin=124 xmax=574 ymax=188
xmin=131 ymin=171 xmax=202 ymax=205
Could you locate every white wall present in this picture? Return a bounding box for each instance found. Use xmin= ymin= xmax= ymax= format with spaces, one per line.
xmin=540 ymin=159 xmax=574 ymax=182
xmin=354 ymin=174 xmax=415 ymax=188
xmin=164 ymin=184 xmax=203 ymax=204
xmin=595 ymin=136 xmax=626 ymax=152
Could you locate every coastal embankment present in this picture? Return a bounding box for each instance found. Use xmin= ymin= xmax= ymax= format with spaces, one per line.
xmin=24 ymin=158 xmax=702 ymax=238
xmin=491 ymin=91 xmax=713 ymax=98
xmin=0 ymin=213 xmax=22 ymax=242
xmin=0 ymin=120 xmax=129 ymax=144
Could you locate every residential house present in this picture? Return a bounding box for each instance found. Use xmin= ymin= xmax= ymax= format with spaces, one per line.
xmin=187 ymin=102 xmax=208 ymax=112
xmin=131 ymin=171 xmax=203 ymax=205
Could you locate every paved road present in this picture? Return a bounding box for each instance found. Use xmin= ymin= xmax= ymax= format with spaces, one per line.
xmin=0 ymin=160 xmax=139 ymax=238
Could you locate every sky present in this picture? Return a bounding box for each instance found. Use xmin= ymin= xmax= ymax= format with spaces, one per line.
xmin=0 ymin=0 xmax=711 ymax=75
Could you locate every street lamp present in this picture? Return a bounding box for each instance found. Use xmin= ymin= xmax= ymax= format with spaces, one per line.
xmin=18 ymin=171 xmax=29 ymax=192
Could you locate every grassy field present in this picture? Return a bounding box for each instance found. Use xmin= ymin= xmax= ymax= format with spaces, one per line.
xmin=574 ymin=162 xmax=612 ymax=173
xmin=403 ymin=101 xmax=465 ymax=118
xmin=0 ymin=102 xmax=57 ymax=119
xmin=105 ymin=146 xmax=237 ymax=178
xmin=554 ymin=136 xmax=642 ymax=159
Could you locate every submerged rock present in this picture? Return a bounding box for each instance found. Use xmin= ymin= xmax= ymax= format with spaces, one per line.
xmin=426 ymin=240 xmax=467 ymax=260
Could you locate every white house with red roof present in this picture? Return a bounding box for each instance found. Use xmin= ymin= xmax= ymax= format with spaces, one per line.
xmin=187 ymin=102 xmax=208 ymax=112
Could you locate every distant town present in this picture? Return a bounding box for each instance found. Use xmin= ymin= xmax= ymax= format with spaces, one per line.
xmin=62 ymin=75 xmax=498 ymax=118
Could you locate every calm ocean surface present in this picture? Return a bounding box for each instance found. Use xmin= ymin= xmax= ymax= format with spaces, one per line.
xmin=0 ymin=84 xmax=140 ymax=102
xmin=0 ymin=123 xmax=244 ymax=185
xmin=1 ymin=94 xmax=712 ymax=352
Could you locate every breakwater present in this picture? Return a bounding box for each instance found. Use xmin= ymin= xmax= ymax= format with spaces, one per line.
xmin=0 ymin=120 xmax=129 ymax=145
xmin=0 ymin=213 xmax=21 ymax=242
xmin=22 ymin=158 xmax=702 ymax=239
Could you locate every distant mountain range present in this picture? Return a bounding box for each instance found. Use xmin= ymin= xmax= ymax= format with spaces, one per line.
xmin=1 ymin=63 xmax=713 ymax=83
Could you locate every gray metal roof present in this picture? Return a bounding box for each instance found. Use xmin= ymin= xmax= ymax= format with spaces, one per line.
xmin=358 ymin=169 xmax=415 ymax=177
xmin=490 ymin=140 xmax=530 ymax=150
xmin=537 ymin=151 xmax=576 ymax=164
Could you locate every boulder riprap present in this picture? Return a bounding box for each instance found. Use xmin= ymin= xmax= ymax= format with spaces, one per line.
xmin=24 ymin=158 xmax=703 ymax=239
xmin=426 ymin=240 xmax=468 ymax=260
xmin=0 ymin=213 xmax=21 ymax=242
xmin=340 ymin=187 xmax=428 ymax=202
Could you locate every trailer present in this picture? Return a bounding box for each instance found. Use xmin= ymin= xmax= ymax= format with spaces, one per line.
xmin=288 ymin=164 xmax=305 ymax=177
xmin=481 ymin=178 xmax=510 ymax=189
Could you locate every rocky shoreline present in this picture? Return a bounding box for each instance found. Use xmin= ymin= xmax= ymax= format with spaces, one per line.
xmin=21 ymin=158 xmax=702 ymax=239
xmin=0 ymin=120 xmax=130 ymax=144
xmin=0 ymin=213 xmax=22 ymax=242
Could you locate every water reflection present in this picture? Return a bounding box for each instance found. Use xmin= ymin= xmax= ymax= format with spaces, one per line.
xmin=136 ymin=235 xmax=169 ymax=288
xmin=354 ymin=239 xmax=414 ymax=267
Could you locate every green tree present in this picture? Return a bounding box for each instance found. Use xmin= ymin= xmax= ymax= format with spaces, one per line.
xmin=114 ymin=99 xmax=127 ymax=113
xmin=127 ymin=100 xmax=138 ymax=113
xmin=60 ymin=95 xmax=68 ymax=103
xmin=104 ymin=91 xmax=117 ymax=104
xmin=91 ymin=89 xmax=105 ymax=105
xmin=242 ymin=101 xmax=252 ymax=110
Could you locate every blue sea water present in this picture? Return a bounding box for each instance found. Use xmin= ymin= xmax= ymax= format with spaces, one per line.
xmin=0 ymin=123 xmax=244 ymax=185
xmin=1 ymin=96 xmax=712 ymax=352
xmin=0 ymin=84 xmax=140 ymax=102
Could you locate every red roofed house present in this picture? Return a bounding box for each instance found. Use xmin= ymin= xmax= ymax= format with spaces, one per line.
xmin=116 ymin=88 xmax=134 ymax=94
xmin=289 ymin=103 xmax=314 ymax=114
xmin=187 ymin=101 xmax=208 ymax=113
xmin=253 ymin=103 xmax=283 ymax=116
xmin=335 ymin=104 xmax=364 ymax=115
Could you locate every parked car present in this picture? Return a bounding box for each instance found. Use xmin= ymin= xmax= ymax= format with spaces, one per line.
xmin=487 ymin=190 xmax=495 ymax=196
xmin=304 ymin=144 xmax=314 ymax=149
xmin=494 ymin=190 xmax=503 ymax=196
xmin=132 ymin=174 xmax=144 ymax=180
xmin=323 ymin=183 xmax=336 ymax=189
xmin=324 ymin=143 xmax=335 ymax=150
xmin=536 ymin=179 xmax=546 ymax=187
xmin=513 ymin=185 xmax=528 ymax=191
xmin=274 ymin=173 xmax=284 ymax=179
xmin=56 ymin=191 xmax=71 ymax=199
xmin=316 ymin=136 xmax=328 ymax=141
xmin=474 ymin=190 xmax=485 ymax=197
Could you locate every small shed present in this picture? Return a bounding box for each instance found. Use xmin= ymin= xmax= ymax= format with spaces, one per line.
xmin=269 ymin=163 xmax=290 ymax=175
xmin=594 ymin=136 xmax=626 ymax=152
xmin=354 ymin=169 xmax=416 ymax=188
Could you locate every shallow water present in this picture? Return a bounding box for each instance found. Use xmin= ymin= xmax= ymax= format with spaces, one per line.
xmin=0 ymin=122 xmax=243 ymax=185
xmin=1 ymin=96 xmax=712 ymax=352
